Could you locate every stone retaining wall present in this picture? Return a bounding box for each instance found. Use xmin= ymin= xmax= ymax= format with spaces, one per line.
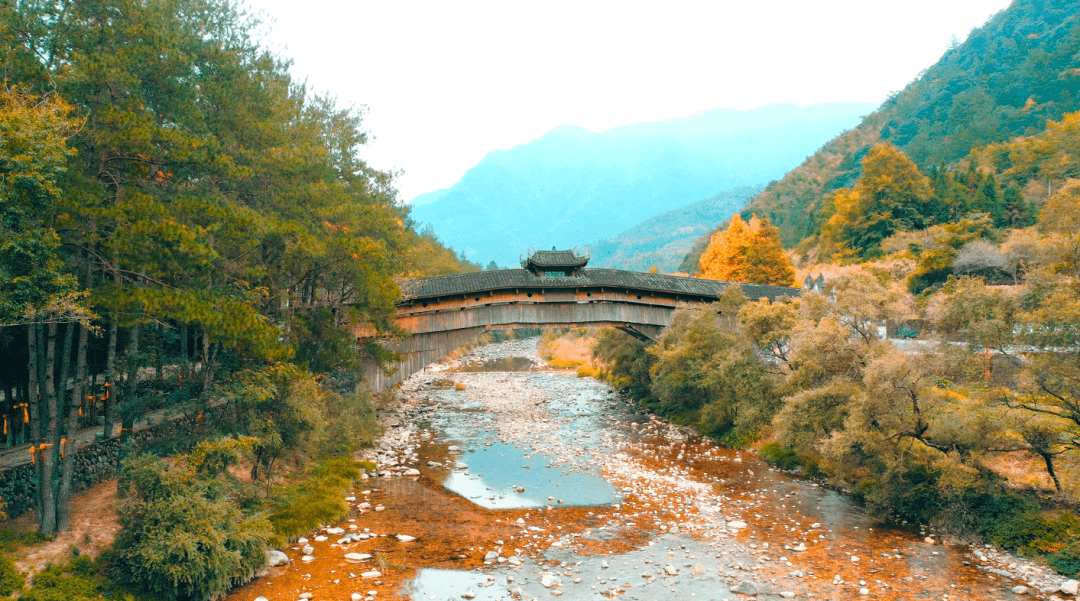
xmin=0 ymin=413 xmax=204 ymax=519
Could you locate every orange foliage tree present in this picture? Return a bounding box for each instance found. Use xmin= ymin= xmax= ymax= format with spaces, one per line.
xmin=699 ymin=215 xmax=795 ymax=286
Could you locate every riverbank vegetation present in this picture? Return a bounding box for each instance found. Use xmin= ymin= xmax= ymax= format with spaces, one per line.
xmin=0 ymin=0 xmax=475 ymax=597
xmin=594 ymin=269 xmax=1080 ymax=577
xmin=595 ymin=120 xmax=1080 ymax=578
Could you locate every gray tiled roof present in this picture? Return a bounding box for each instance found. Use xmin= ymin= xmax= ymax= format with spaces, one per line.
xmin=398 ymin=269 xmax=799 ymax=303
xmin=524 ymin=249 xmax=589 ymax=268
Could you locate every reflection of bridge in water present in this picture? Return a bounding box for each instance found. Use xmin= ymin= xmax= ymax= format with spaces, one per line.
xmin=359 ymin=249 xmax=799 ymax=390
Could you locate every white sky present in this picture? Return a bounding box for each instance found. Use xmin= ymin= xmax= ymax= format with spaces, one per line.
xmin=244 ymin=0 xmax=1013 ymax=202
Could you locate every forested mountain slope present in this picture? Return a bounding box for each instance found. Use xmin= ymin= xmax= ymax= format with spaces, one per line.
xmin=409 ymin=102 xmax=874 ymax=266
xmin=743 ymin=0 xmax=1080 ymax=248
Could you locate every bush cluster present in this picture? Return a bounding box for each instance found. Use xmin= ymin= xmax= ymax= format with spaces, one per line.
xmin=593 ymin=264 xmax=1080 ymax=578
xmin=269 ymin=458 xmax=368 ymax=544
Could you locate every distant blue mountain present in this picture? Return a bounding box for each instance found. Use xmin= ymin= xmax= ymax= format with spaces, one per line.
xmin=408 ymin=102 xmax=876 ymax=266
xmin=585 ymin=184 xmax=765 ymax=273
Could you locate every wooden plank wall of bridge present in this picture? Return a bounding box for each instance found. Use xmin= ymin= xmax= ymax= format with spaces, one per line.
xmin=358 ymin=293 xmax=698 ymax=391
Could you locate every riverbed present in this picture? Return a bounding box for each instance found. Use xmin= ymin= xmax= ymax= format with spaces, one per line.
xmin=229 ymin=337 xmax=1075 ymax=601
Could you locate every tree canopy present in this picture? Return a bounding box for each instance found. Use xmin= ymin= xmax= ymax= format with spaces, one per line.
xmin=0 ymin=0 xmax=472 ymax=543
xmin=698 ymin=214 xmax=794 ymax=285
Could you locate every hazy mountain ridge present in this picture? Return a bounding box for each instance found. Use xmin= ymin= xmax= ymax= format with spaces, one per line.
xmin=408 ymin=102 xmax=876 ymax=266
xmin=585 ymin=185 xmax=764 ymax=272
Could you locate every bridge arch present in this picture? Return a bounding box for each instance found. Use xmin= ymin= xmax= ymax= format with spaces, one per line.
xmin=358 ymin=250 xmax=798 ymax=390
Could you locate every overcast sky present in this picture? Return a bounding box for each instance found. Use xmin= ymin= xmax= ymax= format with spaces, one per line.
xmin=244 ymin=0 xmax=1013 ymax=202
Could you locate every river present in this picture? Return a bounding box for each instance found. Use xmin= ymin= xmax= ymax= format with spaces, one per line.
xmin=229 ymin=337 xmax=1072 ymax=601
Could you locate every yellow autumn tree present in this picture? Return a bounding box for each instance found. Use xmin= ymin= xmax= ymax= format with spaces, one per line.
xmin=699 ymin=215 xmax=795 ymax=286
xmin=821 ymin=143 xmax=934 ymax=260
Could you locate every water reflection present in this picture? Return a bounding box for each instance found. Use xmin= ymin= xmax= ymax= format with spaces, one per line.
xmin=442 ymin=440 xmax=618 ymax=509
xmin=406 ymin=569 xmax=514 ymax=601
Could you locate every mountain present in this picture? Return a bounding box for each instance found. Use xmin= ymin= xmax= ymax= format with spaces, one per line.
xmin=742 ymin=0 xmax=1080 ymax=249
xmin=584 ymin=185 xmax=764 ymax=272
xmin=407 ymin=102 xmax=876 ymax=266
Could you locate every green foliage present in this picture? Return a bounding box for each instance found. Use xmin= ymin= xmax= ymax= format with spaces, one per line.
xmin=216 ymin=364 xmax=381 ymax=486
xmin=1048 ymin=542 xmax=1080 ymax=579
xmin=291 ymin=307 xmax=360 ymax=374
xmin=745 ymin=0 xmax=1080 ymax=247
xmin=0 ymin=87 xmax=78 ymax=322
xmin=109 ymin=454 xmax=271 ymax=601
xmin=268 ymin=458 xmax=364 ymax=544
xmin=757 ymin=442 xmax=801 ymax=471
xmin=0 ymin=555 xmax=24 ymax=597
xmin=821 ymin=144 xmax=935 ymax=259
xmin=18 ymin=556 xmax=106 ymax=601
xmin=187 ymin=437 xmax=257 ymax=478
xmin=597 ymin=307 xmax=780 ymax=441
xmin=320 ymin=389 xmax=381 ymax=459
xmin=988 ymin=511 xmax=1080 ymax=557
xmin=594 ymin=329 xmax=655 ymax=402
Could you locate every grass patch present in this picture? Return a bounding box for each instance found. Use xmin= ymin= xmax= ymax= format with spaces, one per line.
xmin=540 ymin=329 xmax=597 ymax=369
xmin=576 ymin=365 xmax=602 ymax=378
xmin=756 ymin=442 xmax=825 ymax=477
xmin=0 ymin=555 xmax=24 ymax=597
xmin=269 ymin=458 xmax=369 ymax=544
xmin=19 ymin=556 xmax=109 ymax=601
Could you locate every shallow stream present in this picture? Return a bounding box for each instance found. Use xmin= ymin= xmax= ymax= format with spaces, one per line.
xmin=228 ymin=338 xmax=1070 ymax=601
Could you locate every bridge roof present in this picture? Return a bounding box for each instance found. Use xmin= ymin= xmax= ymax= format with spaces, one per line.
xmin=524 ymin=249 xmax=589 ymax=269
xmin=398 ymin=268 xmax=799 ymax=303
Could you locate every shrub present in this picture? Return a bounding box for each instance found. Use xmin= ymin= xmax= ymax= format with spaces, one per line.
xmin=317 ymin=390 xmax=381 ymax=459
xmin=540 ymin=329 xmax=596 ymax=368
xmin=0 ymin=555 xmax=24 ymax=597
xmin=593 ymin=328 xmax=654 ymax=401
xmin=576 ymin=365 xmax=602 ymax=378
xmin=758 ymin=442 xmax=801 ymax=471
xmin=1049 ymin=541 xmax=1080 ymax=579
xmin=269 ymin=458 xmax=364 ymax=544
xmin=109 ymin=455 xmax=271 ymax=601
xmin=988 ymin=511 xmax=1080 ymax=557
xmin=19 ymin=556 xmax=106 ymax=601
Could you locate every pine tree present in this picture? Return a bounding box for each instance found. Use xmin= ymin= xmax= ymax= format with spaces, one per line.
xmin=821 ymin=143 xmax=934 ymax=259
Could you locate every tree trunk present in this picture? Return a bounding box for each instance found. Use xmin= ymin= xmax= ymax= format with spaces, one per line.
xmin=155 ymin=323 xmax=164 ymax=383
xmin=40 ymin=322 xmax=58 ymax=535
xmin=103 ymin=321 xmax=118 ymax=439
xmin=180 ymin=321 xmax=189 ymax=384
xmin=57 ymin=322 xmax=74 ymax=435
xmin=1039 ymin=451 xmax=1063 ymax=494
xmin=1 ymin=375 xmax=11 ymax=448
xmin=201 ymin=329 xmax=213 ymax=392
xmin=17 ymin=379 xmax=27 ymax=445
xmin=58 ymin=259 xmax=92 ymax=532
xmin=26 ymin=321 xmax=39 ymax=438
xmin=58 ymin=320 xmax=89 ymax=532
xmin=121 ymin=321 xmax=140 ymax=444
xmin=28 ymin=320 xmax=45 ymax=522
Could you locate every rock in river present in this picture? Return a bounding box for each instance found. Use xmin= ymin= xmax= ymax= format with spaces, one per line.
xmin=265 ymin=549 xmax=289 ymax=567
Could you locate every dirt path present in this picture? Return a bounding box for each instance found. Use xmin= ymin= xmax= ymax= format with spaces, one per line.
xmin=7 ymin=480 xmax=120 ymax=575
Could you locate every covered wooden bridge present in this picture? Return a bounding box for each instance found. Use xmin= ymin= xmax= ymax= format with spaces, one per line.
xmin=359 ymin=250 xmax=798 ymax=390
